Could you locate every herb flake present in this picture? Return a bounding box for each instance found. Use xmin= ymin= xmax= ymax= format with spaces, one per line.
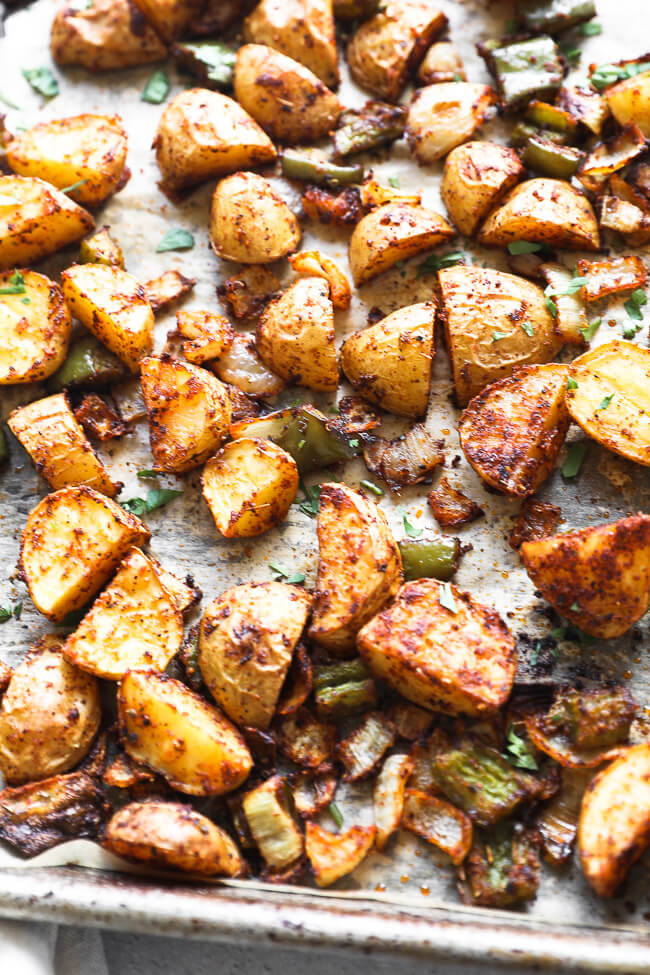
xmin=360 ymin=479 xmax=384 ymax=497
xmin=296 ymin=481 xmax=321 ymax=518
xmin=156 ymin=228 xmax=195 ymax=253
xmin=492 ymin=330 xmax=509 ymax=342
xmin=439 ymin=581 xmax=458 ymax=614
xmin=596 ymin=393 xmax=614 ymax=411
xmin=22 ymin=66 xmax=59 ymax=98
xmin=61 ymin=178 xmax=88 ymax=194
xmin=624 ymin=288 xmax=647 ymax=321
xmin=398 ymin=506 xmax=422 ymax=539
xmin=328 ymin=802 xmax=344 ymax=829
xmin=505 ymin=725 xmax=538 ymax=771
xmin=269 ymin=562 xmax=305 ymax=585
xmin=142 ymin=69 xmax=170 ymax=104
xmin=120 ymin=487 xmax=182 ymax=516
xmin=416 ymin=251 xmax=464 ymax=276
xmin=520 ymin=321 xmax=535 ymax=337
xmin=561 ymin=441 xmax=587 ymax=478
xmin=580 ymin=317 xmax=601 ymax=343
xmin=0 ymin=270 xmax=26 ymax=295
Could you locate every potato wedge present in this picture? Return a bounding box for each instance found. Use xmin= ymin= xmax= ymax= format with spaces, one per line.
xmin=459 ymin=364 xmax=570 ymax=497
xmin=198 ymin=581 xmax=312 ymax=730
xmin=349 ymin=202 xmax=454 ymax=286
xmin=131 ymin=0 xmax=200 ymax=42
xmin=8 ymin=393 xmax=120 ymax=496
xmin=0 ymin=639 xmax=100 ymax=785
xmin=118 ymin=670 xmax=253 ymax=796
xmin=0 ymin=176 xmax=94 ymax=269
xmin=406 ymin=83 xmax=495 ymax=165
xmin=20 ymin=486 xmax=149 ymax=622
xmin=61 ymin=263 xmax=154 ymax=374
xmin=357 ymin=579 xmax=517 ymax=717
xmin=210 ymin=172 xmax=301 ymax=265
xmin=578 ymin=744 xmax=650 ymax=897
xmin=50 ymin=0 xmax=168 ymax=71
xmin=477 ymin=178 xmax=600 ymax=251
xmin=441 ymin=141 xmax=524 ymax=238
xmin=305 ymin=822 xmax=376 ymax=886
xmin=0 ymin=270 xmax=70 ymax=385
xmin=308 ymin=482 xmax=403 ymax=655
xmin=234 ymin=44 xmax=341 ymax=144
xmin=340 ymin=301 xmax=435 ymax=418
xmin=177 ymin=311 xmax=234 ymax=365
xmin=211 ymin=333 xmax=285 ymax=399
xmin=288 ymin=252 xmax=351 ymax=310
xmin=6 ymin=114 xmax=128 ymax=209
xmin=243 ymin=0 xmax=338 ymax=88
xmin=103 ymin=800 xmax=245 ymax=876
xmin=202 ymin=437 xmax=299 ymax=538
xmin=154 ymin=89 xmax=277 ymax=192
xmin=520 ymin=514 xmax=650 ymax=639
xmin=256 ymin=277 xmax=337 ymax=392
xmin=606 ymin=70 xmax=650 ymax=138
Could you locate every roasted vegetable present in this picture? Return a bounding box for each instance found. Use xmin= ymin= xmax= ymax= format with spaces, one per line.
xmin=333 ymin=102 xmax=406 ymax=159
xmin=280 ymin=149 xmax=363 ymax=188
xmin=521 ymin=137 xmax=583 ymax=180
xmin=373 ymin=754 xmax=413 ymax=850
xmin=211 ymin=172 xmax=301 ymax=265
xmin=144 ymin=271 xmax=195 ymax=316
xmin=557 ymin=84 xmax=609 ymax=135
xmin=575 ymin=256 xmax=647 ymax=301
xmin=509 ymin=499 xmax=562 ymax=549
xmin=275 ymin=708 xmax=336 ymax=769
xmin=242 ymin=775 xmax=304 ymax=870
xmin=314 ymin=673 xmax=377 ymax=719
xmin=517 ymin=0 xmax=596 ymax=34
xmin=301 ymin=185 xmax=362 ymax=227
xmin=460 ymin=822 xmax=541 ymax=907
xmin=46 ymin=335 xmax=126 ymax=393
xmin=417 ymin=41 xmax=466 ymax=84
xmin=337 ymin=711 xmax=396 ymax=781
xmin=50 ymin=0 xmax=167 ymax=71
xmin=0 ymin=270 xmax=71 ymax=386
xmin=599 ymin=194 xmax=650 ymax=246
xmin=428 ymin=477 xmax=484 ymax=527
xmin=172 ymin=41 xmax=236 ymax=90
xmin=176 ymin=311 xmax=233 ymax=365
xmin=218 ymin=266 xmax=280 ymax=321
xmin=390 ymin=702 xmax=433 ymax=742
xmin=479 ymin=35 xmax=564 ymax=112
xmin=80 ymin=226 xmax=124 ymax=268
xmin=578 ymin=124 xmax=647 ymax=191
xmin=363 ymin=425 xmax=444 ymax=491
xmin=407 ymin=730 xmax=449 ymax=792
xmin=441 ymin=141 xmax=523 ymax=238
xmin=406 ymin=83 xmax=496 ymax=164
xmin=291 ymin=771 xmax=337 ymax=819
xmin=288 ymin=252 xmax=351 ymax=310
xmin=0 ymin=176 xmax=94 ymax=269
xmin=211 ymin=333 xmax=285 ymax=399
xmin=525 ymin=99 xmax=578 ymax=138
xmin=606 ymin=69 xmax=650 ymax=138
xmin=536 ymin=768 xmax=593 ymax=865
xmin=402 ymin=789 xmax=473 ymax=865
xmin=243 ymin=0 xmax=338 ymax=88
xmin=305 ymin=822 xmax=376 ymax=886
xmin=398 ymin=535 xmax=460 ymax=582
xmin=539 ymin=262 xmax=588 ymax=345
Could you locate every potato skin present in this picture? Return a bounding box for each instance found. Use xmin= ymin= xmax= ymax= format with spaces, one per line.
xmin=606 ymin=70 xmax=650 ymax=138
xmin=406 ymin=83 xmax=496 ymax=165
xmin=0 ymin=270 xmax=70 ymax=385
xmin=50 ymin=0 xmax=168 ymax=71
xmin=441 ymin=141 xmax=523 ymax=238
xmin=103 ymin=801 xmax=245 ymax=876
xmin=243 ymin=0 xmax=339 ymax=88
xmin=0 ymin=176 xmax=94 ymax=269
xmin=210 ymin=172 xmax=301 ymax=265
xmin=131 ymin=0 xmax=201 ymax=42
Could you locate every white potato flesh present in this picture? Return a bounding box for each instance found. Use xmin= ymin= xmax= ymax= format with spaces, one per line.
xmin=0 ymin=270 xmax=70 ymax=385
xmin=406 ymin=83 xmax=496 ymax=164
xmin=606 ymin=70 xmax=650 ymax=138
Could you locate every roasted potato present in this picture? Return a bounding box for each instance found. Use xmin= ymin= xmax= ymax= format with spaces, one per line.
xmin=406 ymin=83 xmax=496 ymax=165
xmin=417 ymin=41 xmax=466 ymax=85
xmin=357 ymin=579 xmax=517 ymax=717
xmin=61 ymin=263 xmax=154 ymax=374
xmin=0 ymin=176 xmax=94 ymax=269
xmin=578 ymin=744 xmax=650 ymax=897
xmin=0 ymin=638 xmax=100 ymax=785
xmin=347 ymin=2 xmax=446 ymax=102
xmin=211 ymin=333 xmax=285 ymax=399
xmin=243 ymin=0 xmax=338 ymax=88
xmin=210 ymin=172 xmax=301 ymax=265
xmin=80 ymin=226 xmax=124 ymax=268
xmin=19 ymin=485 xmax=149 ymax=622
xmin=340 ymin=301 xmax=435 ymax=418
xmin=305 ymin=822 xmax=376 ymax=886
xmin=520 ymin=514 xmax=650 ymax=639
xmin=131 ymin=0 xmax=201 ymax=42
xmin=8 ymin=393 xmax=121 ymax=496
xmin=441 ymin=142 xmax=524 ymax=238
xmin=439 ymin=266 xmax=562 ymax=405
xmin=256 ymin=277 xmax=337 ymax=392
xmin=0 ymin=270 xmax=70 ymax=385
xmin=143 ymin=270 xmax=195 ymax=315
xmin=576 ymin=255 xmax=647 ymax=302
xmin=477 ymin=178 xmax=600 ymax=251
xmin=288 ymin=252 xmax=351 ymax=310
xmin=606 ymin=70 xmax=650 ymax=138
xmin=202 ymin=437 xmax=299 ymax=538
xmin=50 ymin=0 xmax=168 ymax=70
xmin=349 ymin=202 xmax=454 ymax=286
xmin=118 ymin=670 xmax=253 ymax=796
xmin=6 ymin=114 xmax=128 ymax=209
xmin=103 ymin=800 xmax=245 ymax=876
xmin=459 ymin=364 xmax=570 ymax=497
xmin=233 ymin=44 xmax=341 ymax=144
xmin=177 ymin=311 xmax=234 ymax=365
xmin=308 ymin=482 xmax=403 ymax=655
xmin=198 ymin=581 xmax=312 ymax=730
xmin=218 ymin=265 xmax=280 ymax=321
xmin=428 ymin=476 xmax=484 ymax=527
xmin=242 ymin=775 xmax=304 ymax=870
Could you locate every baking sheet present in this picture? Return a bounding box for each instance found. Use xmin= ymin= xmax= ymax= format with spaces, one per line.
xmin=0 ymin=0 xmax=649 ymax=960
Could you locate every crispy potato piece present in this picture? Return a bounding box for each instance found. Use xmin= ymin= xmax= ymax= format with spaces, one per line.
xmin=20 ymin=486 xmax=149 ymax=622
xmin=402 ymin=789 xmax=473 ymax=865
xmin=288 ymin=252 xmax=351 ymax=310
xmin=277 ymin=644 xmax=313 ymax=717
xmin=256 ymin=277 xmax=337 ymax=392
xmin=305 ymin=822 xmax=376 ymax=886
xmin=374 ymin=753 xmax=413 ymax=850
xmin=103 ymin=800 xmax=245 ymax=876
xmin=337 ymin=711 xmax=396 ymax=781
xmin=210 ymin=172 xmax=301 ymax=265
xmin=477 ymin=178 xmax=600 ymax=251
xmin=428 ymin=477 xmax=484 ymax=527
xmin=80 ymin=226 xmax=124 ymax=268
xmin=74 ymin=393 xmax=126 ymax=442
xmin=211 ymin=333 xmax=285 ymax=399
xmin=61 ymin=264 xmax=154 ymax=374
xmin=8 ymin=393 xmax=120 ymax=496
xmin=520 ymin=513 xmax=650 ymax=639
xmin=199 ymin=581 xmax=312 ymax=730
xmin=341 ymin=302 xmax=435 ymax=418
xmin=6 ymin=115 xmax=128 ymax=209
xmin=0 ymin=270 xmax=71 ymax=385
xmin=439 ymin=265 xmax=561 ymax=405
xmin=347 ymin=2 xmax=446 ymax=102
xmin=441 ymin=141 xmax=523 ymax=238
xmin=234 ymin=44 xmax=341 ymax=144
xmin=244 ymin=0 xmax=338 ymax=88
xmin=509 ymin=499 xmax=562 ymax=550
xmin=459 ymin=364 xmax=570 ymax=497
xmin=357 ymin=579 xmax=516 ymax=717
xmin=578 ymin=744 xmax=650 ymax=897
xmin=575 ymin=256 xmax=647 ymax=301
xmin=144 ymin=271 xmax=195 ymax=316
xmin=599 ymin=193 xmax=650 ymax=247
xmin=218 ymin=266 xmax=280 ymax=321
xmin=275 ymin=708 xmax=336 ymax=769
xmin=0 ymin=175 xmax=94 ymax=269
xmin=202 ymin=437 xmax=299 ymax=538
xmin=147 ymin=559 xmax=201 ymax=616
xmin=418 ymin=41 xmax=466 ymax=84
xmin=242 ymin=775 xmax=304 ymax=869
xmin=0 ymin=639 xmax=100 ymax=785
xmin=406 ymin=83 xmax=495 ymax=165
xmin=131 ymin=0 xmax=201 ymax=42
xmin=119 ymin=670 xmax=253 ymax=796
xmin=606 ymin=70 xmax=650 ymax=138
xmin=349 ymin=202 xmax=454 ymax=286
xmin=308 ymin=482 xmax=403 ymax=655
xmin=50 ymin=0 xmax=168 ymax=71
xmin=177 ymin=311 xmax=234 ymax=365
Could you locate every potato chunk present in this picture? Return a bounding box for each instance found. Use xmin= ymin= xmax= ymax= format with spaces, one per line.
xmin=606 ymin=70 xmax=650 ymax=138
xmin=349 ymin=202 xmax=454 ymax=286
xmin=0 ymin=270 xmax=70 ymax=385
xmin=63 ymin=548 xmax=183 ymax=680
xmin=131 ymin=0 xmax=200 ymax=42
xmin=406 ymin=83 xmax=495 ymax=164
xmin=439 ymin=266 xmax=561 ymax=405
xmin=256 ymin=277 xmax=337 ymax=392
xmin=119 ymin=670 xmax=252 ymax=796
xmin=357 ymin=579 xmax=516 ymax=717
xmin=6 ymin=114 xmax=128 ymax=209
xmin=308 ymin=482 xmax=403 ymax=655
xmin=199 ymin=582 xmax=312 ymax=730
xmin=340 ymin=301 xmax=435 ymax=418
xmin=177 ymin=310 xmax=234 ymax=365
xmin=8 ymin=393 xmax=120 ymax=497
xmin=520 ymin=514 xmax=650 ymax=639
xmin=459 ymin=364 xmax=570 ymax=497
xmin=441 ymin=141 xmax=523 ymax=237
xmin=154 ymin=89 xmax=277 ymax=193
xmin=50 ymin=0 xmax=167 ymax=71
xmin=0 ymin=638 xmax=100 ymax=785
xmin=61 ymin=263 xmax=154 ymax=373
xmin=202 ymin=437 xmax=299 ymax=538
xmin=210 ymin=172 xmax=301 ymax=265
xmin=477 ymin=178 xmax=600 ymax=251
xmin=0 ymin=176 xmax=93 ymax=269
xmin=305 ymin=822 xmax=376 ymax=886
xmin=243 ymin=0 xmax=339 ymax=88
